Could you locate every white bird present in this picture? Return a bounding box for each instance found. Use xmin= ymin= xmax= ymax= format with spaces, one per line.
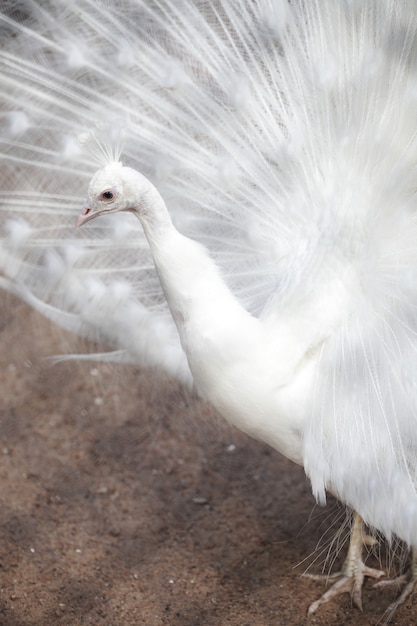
xmin=1 ymin=0 xmax=417 ymax=619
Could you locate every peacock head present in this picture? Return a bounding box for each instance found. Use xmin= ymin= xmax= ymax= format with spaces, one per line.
xmin=77 ymin=161 xmax=152 ymax=227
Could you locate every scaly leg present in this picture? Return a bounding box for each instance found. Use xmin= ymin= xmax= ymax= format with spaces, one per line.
xmin=307 ymin=512 xmax=385 ymax=614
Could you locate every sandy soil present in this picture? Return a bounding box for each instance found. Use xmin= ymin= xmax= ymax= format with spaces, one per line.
xmin=0 ymin=292 xmax=415 ymax=626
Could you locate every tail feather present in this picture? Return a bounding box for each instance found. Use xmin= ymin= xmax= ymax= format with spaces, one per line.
xmin=2 ymin=1 xmax=417 ymax=545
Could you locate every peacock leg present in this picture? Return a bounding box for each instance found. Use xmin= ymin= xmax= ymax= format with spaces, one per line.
xmin=307 ymin=512 xmax=385 ymax=614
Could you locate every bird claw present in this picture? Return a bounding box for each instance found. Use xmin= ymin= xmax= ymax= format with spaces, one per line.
xmin=384 ymin=578 xmax=417 ymax=619
xmin=306 ymin=562 xmax=385 ymax=614
xmin=306 ymin=513 xmax=385 ymax=614
xmin=374 ymin=559 xmax=417 ymax=622
xmin=374 ymin=574 xmax=408 ymax=590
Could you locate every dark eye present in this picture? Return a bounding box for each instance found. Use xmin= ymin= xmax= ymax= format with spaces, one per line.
xmin=100 ymin=189 xmax=116 ymax=202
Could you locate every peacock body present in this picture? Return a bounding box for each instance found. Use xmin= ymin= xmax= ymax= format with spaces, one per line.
xmin=2 ymin=0 xmax=417 ymax=615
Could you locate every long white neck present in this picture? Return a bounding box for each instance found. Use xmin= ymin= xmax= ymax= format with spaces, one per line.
xmin=130 ymin=182 xmax=307 ymax=465
xmin=133 ymin=184 xmax=258 ymax=358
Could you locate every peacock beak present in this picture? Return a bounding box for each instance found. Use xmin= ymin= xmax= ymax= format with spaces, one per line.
xmin=77 ymin=206 xmax=97 ymax=227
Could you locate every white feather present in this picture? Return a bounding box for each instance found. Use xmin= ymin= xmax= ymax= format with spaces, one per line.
xmin=2 ymin=0 xmax=417 ymax=604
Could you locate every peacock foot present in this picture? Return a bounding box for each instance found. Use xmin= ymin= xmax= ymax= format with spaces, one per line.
xmin=374 ymin=547 xmax=417 ymax=621
xmin=306 ymin=512 xmax=385 ymax=614
xmin=306 ymin=559 xmax=385 ymax=613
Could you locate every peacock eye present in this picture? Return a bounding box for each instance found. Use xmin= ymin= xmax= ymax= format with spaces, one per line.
xmin=100 ymin=189 xmax=116 ymax=202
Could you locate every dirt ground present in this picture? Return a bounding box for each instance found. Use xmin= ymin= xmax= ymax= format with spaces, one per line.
xmin=0 ymin=293 xmax=416 ymax=626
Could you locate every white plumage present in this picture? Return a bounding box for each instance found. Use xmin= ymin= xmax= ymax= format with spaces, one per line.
xmin=1 ymin=0 xmax=417 ymax=617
